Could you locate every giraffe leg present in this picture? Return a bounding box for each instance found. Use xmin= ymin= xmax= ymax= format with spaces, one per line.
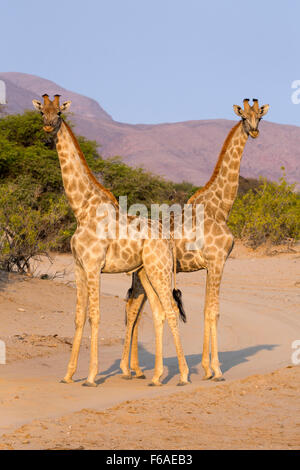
xmin=138 ymin=269 xmax=165 ymax=386
xmin=211 ymin=310 xmax=224 ymax=382
xmin=61 ymin=262 xmax=88 ymax=384
xmin=130 ymin=307 xmax=146 ymax=378
xmin=129 ymin=272 xmax=147 ymax=378
xmin=120 ymin=301 xmax=135 ymax=379
xmin=142 ymin=241 xmax=189 ymax=386
xmin=202 ymin=262 xmax=224 ymax=381
xmin=120 ymin=285 xmax=146 ymax=379
xmin=166 ymin=307 xmax=189 ymax=385
xmin=202 ymin=313 xmax=213 ymax=380
xmin=83 ymin=268 xmax=101 ymax=387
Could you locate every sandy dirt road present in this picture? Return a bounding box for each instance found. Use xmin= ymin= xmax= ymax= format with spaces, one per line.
xmin=0 ymin=244 xmax=299 ymax=449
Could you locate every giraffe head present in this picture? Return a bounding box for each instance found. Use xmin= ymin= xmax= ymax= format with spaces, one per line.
xmin=32 ymin=94 xmax=71 ymax=133
xmin=233 ymin=98 xmax=269 ymax=138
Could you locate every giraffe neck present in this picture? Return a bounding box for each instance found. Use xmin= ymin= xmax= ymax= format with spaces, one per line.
xmin=55 ymin=121 xmax=118 ymax=219
xmin=188 ymin=121 xmax=248 ymax=220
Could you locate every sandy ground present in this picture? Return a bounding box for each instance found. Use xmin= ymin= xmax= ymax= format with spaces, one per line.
xmin=0 ymin=242 xmax=299 ymax=450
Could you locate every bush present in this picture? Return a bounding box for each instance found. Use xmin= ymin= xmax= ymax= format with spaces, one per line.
xmin=0 ymin=184 xmax=72 ymax=272
xmin=228 ymin=170 xmax=300 ymax=247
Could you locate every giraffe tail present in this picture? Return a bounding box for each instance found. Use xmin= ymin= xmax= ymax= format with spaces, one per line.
xmin=171 ymin=241 xmax=187 ymax=323
xmin=124 ymin=284 xmax=134 ymax=326
xmin=173 ymin=288 xmax=187 ymax=323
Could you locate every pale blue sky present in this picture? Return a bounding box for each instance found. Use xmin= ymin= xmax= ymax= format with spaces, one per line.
xmin=1 ymin=1 xmax=300 ymax=126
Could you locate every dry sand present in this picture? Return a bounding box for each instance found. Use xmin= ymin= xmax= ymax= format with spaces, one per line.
xmin=0 ymin=242 xmax=299 ymax=450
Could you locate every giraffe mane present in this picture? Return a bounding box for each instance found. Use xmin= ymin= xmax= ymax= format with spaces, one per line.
xmin=188 ymin=121 xmax=242 ymax=204
xmin=62 ymin=120 xmax=119 ymax=209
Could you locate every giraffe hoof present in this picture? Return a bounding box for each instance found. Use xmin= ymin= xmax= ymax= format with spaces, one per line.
xmin=212 ymin=376 xmax=225 ymax=382
xmin=202 ymin=375 xmax=213 ymax=381
xmin=148 ymin=381 xmax=162 ymax=387
xmin=177 ymin=380 xmax=189 ymax=386
xmin=82 ymin=381 xmax=98 ymax=387
xmin=135 ymin=374 xmax=146 ymax=379
xmin=121 ymin=374 xmax=132 ymax=380
xmin=60 ymin=378 xmax=74 ymax=384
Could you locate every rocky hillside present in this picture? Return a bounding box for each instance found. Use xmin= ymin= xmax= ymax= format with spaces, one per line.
xmin=0 ymin=72 xmax=299 ymax=185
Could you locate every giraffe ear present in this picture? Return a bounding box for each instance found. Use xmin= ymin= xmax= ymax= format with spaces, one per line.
xmin=32 ymin=99 xmax=43 ymax=111
xmin=233 ymin=105 xmax=245 ymax=118
xmin=259 ymin=104 xmax=269 ymax=117
xmin=60 ymin=101 xmax=72 ymax=112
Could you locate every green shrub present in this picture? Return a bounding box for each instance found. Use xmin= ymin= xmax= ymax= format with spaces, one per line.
xmin=229 ymin=170 xmax=300 ymax=247
xmin=0 ymin=184 xmax=73 ymax=272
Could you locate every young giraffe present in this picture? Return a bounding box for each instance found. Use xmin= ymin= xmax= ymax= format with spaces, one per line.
xmin=32 ymin=94 xmax=189 ymax=387
xmin=121 ymin=98 xmax=269 ymax=381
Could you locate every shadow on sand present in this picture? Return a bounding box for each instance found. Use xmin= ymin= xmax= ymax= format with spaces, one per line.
xmin=93 ymin=342 xmax=278 ymax=385
xmin=0 ymin=270 xmax=27 ymax=291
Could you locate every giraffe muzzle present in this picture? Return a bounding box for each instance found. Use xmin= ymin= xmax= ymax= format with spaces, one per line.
xmin=43 ymin=125 xmax=54 ymax=133
xmin=249 ymin=129 xmax=259 ymax=138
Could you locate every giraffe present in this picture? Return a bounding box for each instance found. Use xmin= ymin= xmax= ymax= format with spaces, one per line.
xmin=32 ymin=94 xmax=189 ymax=387
xmin=121 ymin=98 xmax=269 ymax=381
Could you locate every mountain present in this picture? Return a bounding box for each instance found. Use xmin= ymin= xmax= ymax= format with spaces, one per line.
xmin=0 ymin=72 xmax=112 ymax=122
xmin=0 ymin=72 xmax=299 ymax=185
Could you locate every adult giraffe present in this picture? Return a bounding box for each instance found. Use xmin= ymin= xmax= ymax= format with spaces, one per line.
xmin=32 ymin=94 xmax=189 ymax=387
xmin=121 ymin=98 xmax=269 ymax=382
